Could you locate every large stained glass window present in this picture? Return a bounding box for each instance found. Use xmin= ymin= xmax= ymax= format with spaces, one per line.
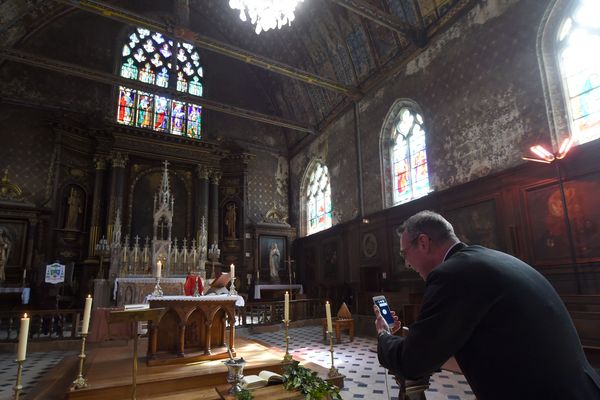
xmin=391 ymin=107 xmax=430 ymax=205
xmin=558 ymin=1 xmax=600 ymax=145
xmin=306 ymin=162 xmax=332 ymax=236
xmin=116 ymin=28 xmax=204 ymax=139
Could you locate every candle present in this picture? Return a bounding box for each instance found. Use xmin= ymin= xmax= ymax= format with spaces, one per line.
xmin=284 ymin=291 xmax=290 ymax=322
xmin=325 ymin=301 xmax=333 ymax=332
xmin=230 ymin=264 xmax=235 ymax=279
xmin=82 ymin=295 xmax=93 ymax=335
xmin=156 ymin=260 xmax=162 ymax=278
xmin=17 ymin=313 xmax=30 ymax=361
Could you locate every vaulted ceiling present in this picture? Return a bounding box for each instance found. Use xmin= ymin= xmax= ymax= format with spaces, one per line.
xmin=0 ymin=0 xmax=473 ymax=152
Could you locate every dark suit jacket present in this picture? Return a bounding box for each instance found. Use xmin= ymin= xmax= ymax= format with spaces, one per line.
xmin=378 ymin=244 xmax=600 ymax=399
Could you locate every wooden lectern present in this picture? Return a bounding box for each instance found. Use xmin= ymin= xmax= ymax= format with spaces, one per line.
xmin=109 ymin=308 xmax=166 ymax=400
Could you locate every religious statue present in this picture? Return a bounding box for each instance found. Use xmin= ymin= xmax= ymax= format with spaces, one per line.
xmin=0 ymin=227 xmax=12 ymax=282
xmin=225 ymin=203 xmax=237 ymax=239
xmin=65 ymin=187 xmax=82 ymax=230
xmin=269 ymin=242 xmax=280 ymax=283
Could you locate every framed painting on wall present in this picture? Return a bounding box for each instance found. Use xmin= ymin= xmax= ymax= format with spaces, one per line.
xmin=258 ymin=235 xmax=287 ymax=283
xmin=444 ymin=199 xmax=503 ymax=250
xmin=322 ymin=238 xmax=338 ymax=279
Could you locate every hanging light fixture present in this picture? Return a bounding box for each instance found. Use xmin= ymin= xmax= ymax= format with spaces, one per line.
xmin=229 ymin=0 xmax=304 ymax=34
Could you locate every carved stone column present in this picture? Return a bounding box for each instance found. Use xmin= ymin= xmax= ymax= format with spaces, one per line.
xmin=87 ymin=155 xmax=107 ymax=259
xmin=107 ymin=152 xmax=128 ymax=244
xmin=208 ymin=169 xmax=221 ymax=246
xmin=196 ymin=165 xmax=210 ymax=240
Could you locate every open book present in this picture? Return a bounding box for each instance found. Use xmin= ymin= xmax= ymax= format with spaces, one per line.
xmin=242 ymin=370 xmax=285 ymax=389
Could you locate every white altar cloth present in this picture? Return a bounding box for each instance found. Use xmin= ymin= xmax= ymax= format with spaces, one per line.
xmin=145 ymin=294 xmax=245 ymax=307
xmin=254 ymin=284 xmax=303 ymax=299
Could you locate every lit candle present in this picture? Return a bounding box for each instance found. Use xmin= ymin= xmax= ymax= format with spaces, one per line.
xmin=230 ymin=264 xmax=235 ymax=279
xmin=325 ymin=301 xmax=333 ymax=333
xmin=156 ymin=260 xmax=162 ymax=278
xmin=17 ymin=313 xmax=30 ymax=361
xmin=82 ymin=295 xmax=93 ymax=335
xmin=284 ymin=291 xmax=290 ymax=322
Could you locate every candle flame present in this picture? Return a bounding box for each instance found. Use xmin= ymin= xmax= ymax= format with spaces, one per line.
xmin=24 ymin=313 xmax=28 ymax=318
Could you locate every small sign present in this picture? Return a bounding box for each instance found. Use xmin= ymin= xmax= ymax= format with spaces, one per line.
xmin=45 ymin=263 xmax=65 ymax=284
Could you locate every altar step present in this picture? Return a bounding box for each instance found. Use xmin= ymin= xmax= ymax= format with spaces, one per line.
xmin=137 ymin=384 xmax=305 ymax=400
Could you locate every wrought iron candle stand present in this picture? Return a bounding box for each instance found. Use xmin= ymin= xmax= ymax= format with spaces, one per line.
xmin=13 ymin=359 xmax=24 ymax=400
xmin=282 ymin=319 xmax=292 ymax=362
xmin=71 ymin=333 xmax=89 ymax=390
xmin=151 ymin=276 xmax=163 ymax=297
xmin=327 ymin=331 xmax=340 ymax=378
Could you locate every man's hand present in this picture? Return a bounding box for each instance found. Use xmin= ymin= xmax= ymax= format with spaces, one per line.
xmin=373 ymin=305 xmax=401 ymax=335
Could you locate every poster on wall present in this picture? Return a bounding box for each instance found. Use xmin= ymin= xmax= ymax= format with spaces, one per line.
xmin=45 ymin=263 xmax=65 ymax=284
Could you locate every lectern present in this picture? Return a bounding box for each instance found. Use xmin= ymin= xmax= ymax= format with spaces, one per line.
xmin=109 ymin=308 xmax=166 ymax=400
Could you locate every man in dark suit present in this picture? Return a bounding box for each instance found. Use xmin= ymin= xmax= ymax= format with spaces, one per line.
xmin=374 ymin=210 xmax=600 ymax=399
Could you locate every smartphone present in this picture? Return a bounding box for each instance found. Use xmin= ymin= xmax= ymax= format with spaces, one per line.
xmin=373 ymin=295 xmax=395 ymax=326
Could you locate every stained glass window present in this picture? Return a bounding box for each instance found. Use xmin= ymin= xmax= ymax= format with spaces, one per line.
xmin=391 ymin=107 xmax=430 ymax=205
xmin=116 ymin=27 xmax=204 ymax=139
xmin=558 ymin=0 xmax=600 ymax=145
xmin=306 ymin=162 xmax=332 ymax=236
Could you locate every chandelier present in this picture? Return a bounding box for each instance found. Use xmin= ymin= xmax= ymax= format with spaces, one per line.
xmin=228 ymin=0 xmax=304 ymax=34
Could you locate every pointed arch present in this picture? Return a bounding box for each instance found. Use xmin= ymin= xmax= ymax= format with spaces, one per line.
xmin=380 ymin=99 xmax=431 ymax=208
xmin=300 ymin=158 xmax=332 ymax=237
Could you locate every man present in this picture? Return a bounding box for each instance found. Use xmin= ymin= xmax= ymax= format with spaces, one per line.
xmin=374 ymin=210 xmax=600 ymax=399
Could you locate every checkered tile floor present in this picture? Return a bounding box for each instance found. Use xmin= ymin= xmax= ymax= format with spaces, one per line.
xmin=238 ymin=325 xmax=475 ymax=400
xmin=0 ymin=350 xmax=73 ymax=400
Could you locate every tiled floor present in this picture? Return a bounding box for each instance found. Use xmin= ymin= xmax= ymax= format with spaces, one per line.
xmin=0 ymin=326 xmax=474 ymax=399
xmin=0 ymin=350 xmax=73 ymax=400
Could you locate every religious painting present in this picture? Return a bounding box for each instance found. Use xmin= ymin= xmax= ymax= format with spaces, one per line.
xmin=223 ymin=201 xmax=238 ymax=240
xmin=258 ymin=235 xmax=286 ymax=284
xmin=526 ymin=173 xmax=600 ymax=264
xmin=444 ymin=199 xmax=503 ymax=250
xmin=62 ymin=185 xmax=86 ymax=232
xmin=322 ymin=238 xmax=338 ymax=279
xmin=0 ymin=220 xmax=27 ymax=277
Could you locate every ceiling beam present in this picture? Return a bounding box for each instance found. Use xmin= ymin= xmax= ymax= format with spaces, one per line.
xmin=52 ymin=0 xmax=360 ymax=99
xmin=0 ymin=47 xmax=316 ymax=135
xmin=329 ymin=0 xmax=416 ymax=37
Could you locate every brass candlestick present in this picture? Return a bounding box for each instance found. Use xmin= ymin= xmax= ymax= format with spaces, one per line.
xmin=151 ymin=276 xmax=163 ymax=297
xmin=14 ymin=359 xmax=24 ymax=400
xmin=71 ymin=333 xmax=88 ymax=390
xmin=228 ymin=277 xmax=237 ymax=296
xmin=282 ymin=320 xmax=292 ymax=362
xmin=327 ymin=331 xmax=340 ymax=378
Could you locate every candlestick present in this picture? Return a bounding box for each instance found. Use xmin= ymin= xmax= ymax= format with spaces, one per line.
xmin=152 ymin=276 xmax=164 ymax=297
xmin=13 ymin=359 xmax=24 ymax=400
xmin=228 ymin=276 xmax=238 ymax=296
xmin=284 ymin=291 xmax=290 ymax=322
xmin=325 ymin=301 xmax=333 ymax=333
xmin=282 ymin=319 xmax=292 ymax=363
xmin=327 ymin=331 xmax=340 ymax=378
xmin=71 ymin=333 xmax=88 ymax=389
xmin=81 ymin=295 xmax=92 ymax=335
xmin=17 ymin=313 xmax=29 ymax=361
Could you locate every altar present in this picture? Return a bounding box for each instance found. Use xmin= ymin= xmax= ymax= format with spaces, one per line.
xmin=113 ymin=277 xmax=186 ymax=306
xmin=254 ymin=284 xmax=303 ymax=300
xmin=146 ymin=295 xmax=244 ymax=366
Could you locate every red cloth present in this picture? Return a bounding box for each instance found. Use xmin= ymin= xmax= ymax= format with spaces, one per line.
xmin=184 ymin=275 xmax=203 ymax=296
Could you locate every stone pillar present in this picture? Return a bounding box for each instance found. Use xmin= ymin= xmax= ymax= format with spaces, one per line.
xmin=196 ymin=165 xmax=210 ymax=240
xmin=107 ymin=152 xmax=128 ymax=244
xmin=208 ymin=169 xmax=221 ymax=246
xmin=87 ymin=155 xmax=107 ymax=259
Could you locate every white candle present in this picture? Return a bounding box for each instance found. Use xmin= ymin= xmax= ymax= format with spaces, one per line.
xmin=230 ymin=264 xmax=235 ymax=279
xmin=156 ymin=260 xmax=162 ymax=278
xmin=325 ymin=301 xmax=333 ymax=332
xmin=82 ymin=295 xmax=93 ymax=335
xmin=284 ymin=291 xmax=290 ymax=322
xmin=17 ymin=313 xmax=30 ymax=361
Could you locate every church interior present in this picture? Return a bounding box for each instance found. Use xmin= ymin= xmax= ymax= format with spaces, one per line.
xmin=1 ymin=0 xmax=600 ymax=398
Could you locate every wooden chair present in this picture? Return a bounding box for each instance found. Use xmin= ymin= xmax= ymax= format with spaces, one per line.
xmin=322 ymin=302 xmax=355 ymax=343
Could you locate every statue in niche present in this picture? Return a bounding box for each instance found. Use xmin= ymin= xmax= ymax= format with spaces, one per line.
xmin=0 ymin=227 xmax=12 ymax=282
xmin=224 ymin=203 xmax=237 ymax=239
xmin=269 ymin=242 xmax=280 ymax=283
xmin=65 ymin=187 xmax=83 ymax=231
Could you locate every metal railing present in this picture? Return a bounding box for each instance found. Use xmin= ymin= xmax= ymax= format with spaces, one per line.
xmin=0 ymin=309 xmax=81 ymax=342
xmin=239 ymin=299 xmax=327 ymax=326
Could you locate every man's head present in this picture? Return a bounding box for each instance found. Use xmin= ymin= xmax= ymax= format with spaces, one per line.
xmin=400 ymin=210 xmax=459 ymax=280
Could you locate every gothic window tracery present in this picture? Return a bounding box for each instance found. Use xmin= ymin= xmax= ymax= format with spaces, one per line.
xmin=304 ymin=161 xmax=332 ymax=236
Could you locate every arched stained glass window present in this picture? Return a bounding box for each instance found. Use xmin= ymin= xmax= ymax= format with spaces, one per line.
xmin=305 ymin=162 xmax=332 ymax=236
xmin=116 ymin=28 xmax=204 ymax=139
xmin=391 ymin=107 xmax=430 ymax=205
xmin=557 ymin=1 xmax=600 ymax=145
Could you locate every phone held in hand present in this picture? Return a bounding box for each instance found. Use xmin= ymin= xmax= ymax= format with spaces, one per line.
xmin=373 ymin=295 xmax=395 ymax=326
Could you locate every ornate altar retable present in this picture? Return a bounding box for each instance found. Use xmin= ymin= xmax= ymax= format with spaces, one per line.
xmin=146 ymin=295 xmax=244 ymax=366
xmin=113 ymin=277 xmax=186 ymax=306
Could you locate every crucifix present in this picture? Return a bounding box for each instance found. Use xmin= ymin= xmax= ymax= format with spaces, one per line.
xmin=284 ymin=255 xmax=295 ymax=293
xmin=163 ymin=159 xmax=169 ymax=169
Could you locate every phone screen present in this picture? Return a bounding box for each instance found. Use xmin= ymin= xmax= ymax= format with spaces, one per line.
xmin=374 ymin=297 xmax=395 ymax=325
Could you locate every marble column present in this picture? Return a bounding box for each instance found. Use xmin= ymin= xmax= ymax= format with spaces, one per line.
xmin=196 ymin=165 xmax=210 ymax=240
xmin=87 ymin=155 xmax=107 ymax=259
xmin=107 ymin=152 xmax=128 ymax=245
xmin=208 ymin=169 xmax=221 ymax=246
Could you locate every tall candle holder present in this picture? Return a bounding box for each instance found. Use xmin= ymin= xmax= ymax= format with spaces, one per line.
xmin=71 ymin=333 xmax=88 ymax=390
xmin=13 ymin=359 xmax=24 ymax=400
xmin=282 ymin=319 xmax=292 ymax=362
xmin=327 ymin=331 xmax=340 ymax=378
xmin=151 ymin=276 xmax=164 ymax=297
